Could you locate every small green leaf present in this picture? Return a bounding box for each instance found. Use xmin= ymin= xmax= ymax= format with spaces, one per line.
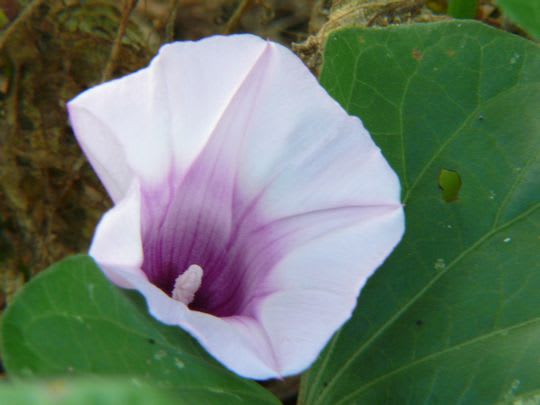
xmin=1 ymin=256 xmax=279 ymax=404
xmin=301 ymin=21 xmax=540 ymax=405
xmin=448 ymin=0 xmax=478 ymax=19
xmin=497 ymin=0 xmax=540 ymax=39
xmin=0 ymin=378 xmax=176 ymax=405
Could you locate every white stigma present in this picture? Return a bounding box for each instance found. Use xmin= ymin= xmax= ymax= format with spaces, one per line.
xmin=172 ymin=264 xmax=203 ymax=305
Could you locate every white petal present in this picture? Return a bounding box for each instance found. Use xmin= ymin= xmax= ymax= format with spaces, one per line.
xmin=89 ymin=183 xmax=146 ymax=287
xmin=156 ymin=36 xmax=268 ymax=176
xmin=256 ymin=206 xmax=405 ymax=375
xmin=67 ymin=35 xmax=268 ymax=202
xmin=67 ymin=103 xmax=132 ymax=203
xmin=233 ymin=41 xmax=402 ymax=217
xmin=68 ymin=68 xmax=172 ymax=202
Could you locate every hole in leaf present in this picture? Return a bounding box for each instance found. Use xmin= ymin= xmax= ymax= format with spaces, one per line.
xmin=438 ymin=169 xmax=462 ymax=203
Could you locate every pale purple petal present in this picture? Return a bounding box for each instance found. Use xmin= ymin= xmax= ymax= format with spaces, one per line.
xmin=235 ymin=42 xmax=401 ymax=217
xmin=88 ymin=183 xmax=145 ymax=288
xmin=255 ymin=206 xmax=404 ymax=375
xmin=68 ymin=35 xmax=268 ymax=202
xmin=67 ymin=69 xmax=172 ymax=202
xmin=70 ymin=34 xmax=405 ymax=379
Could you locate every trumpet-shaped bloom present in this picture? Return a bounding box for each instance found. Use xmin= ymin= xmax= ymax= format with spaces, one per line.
xmin=67 ymin=34 xmax=404 ymax=379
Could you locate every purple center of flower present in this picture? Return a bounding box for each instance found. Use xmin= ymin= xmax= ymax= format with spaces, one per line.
xmin=137 ymin=44 xmax=291 ymax=319
xmin=140 ymin=162 xmax=283 ymax=318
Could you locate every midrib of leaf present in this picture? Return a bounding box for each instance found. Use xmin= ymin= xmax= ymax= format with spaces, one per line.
xmin=335 ymin=315 xmax=540 ymax=405
xmin=314 ymin=201 xmax=540 ymax=405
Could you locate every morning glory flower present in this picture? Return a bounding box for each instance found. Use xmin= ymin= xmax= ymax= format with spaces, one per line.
xmin=67 ymin=34 xmax=404 ymax=379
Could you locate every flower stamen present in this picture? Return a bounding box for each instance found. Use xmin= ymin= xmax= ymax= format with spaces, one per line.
xmin=172 ymin=264 xmax=203 ymax=305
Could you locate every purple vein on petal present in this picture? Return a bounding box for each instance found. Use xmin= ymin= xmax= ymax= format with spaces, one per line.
xmin=140 ymin=43 xmax=277 ymax=318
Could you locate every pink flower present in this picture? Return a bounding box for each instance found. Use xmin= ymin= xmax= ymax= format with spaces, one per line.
xmin=67 ymin=35 xmax=404 ymax=379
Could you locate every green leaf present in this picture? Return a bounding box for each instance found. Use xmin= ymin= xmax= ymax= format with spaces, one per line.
xmin=0 ymin=378 xmax=177 ymax=405
xmin=497 ymin=0 xmax=540 ymax=39
xmin=301 ymin=21 xmax=540 ymax=405
xmin=1 ymin=255 xmax=279 ymax=404
xmin=448 ymin=0 xmax=478 ymax=19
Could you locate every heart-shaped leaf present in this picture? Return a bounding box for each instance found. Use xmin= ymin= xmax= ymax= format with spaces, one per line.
xmin=300 ymin=21 xmax=540 ymax=405
xmin=1 ymin=255 xmax=279 ymax=404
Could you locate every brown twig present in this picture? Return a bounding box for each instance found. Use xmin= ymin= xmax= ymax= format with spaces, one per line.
xmin=101 ymin=0 xmax=138 ymax=82
xmin=308 ymin=0 xmax=328 ymax=33
xmin=165 ymin=0 xmax=179 ymax=42
xmin=222 ymin=0 xmax=253 ymax=35
xmin=0 ymin=0 xmax=46 ymax=52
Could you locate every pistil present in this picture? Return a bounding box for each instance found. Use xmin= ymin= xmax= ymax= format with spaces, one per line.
xmin=172 ymin=264 xmax=203 ymax=305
